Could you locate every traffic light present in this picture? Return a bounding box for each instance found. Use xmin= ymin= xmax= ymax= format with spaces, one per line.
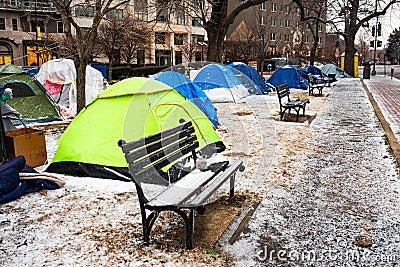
xmin=377 ymin=22 xmax=382 ymax=36
xmin=370 ymin=41 xmax=374 ymax=47
xmin=372 ymin=26 xmax=375 ymax=36
xmin=377 ymin=40 xmax=382 ymax=47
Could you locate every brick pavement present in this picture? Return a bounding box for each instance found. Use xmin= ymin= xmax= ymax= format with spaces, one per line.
xmin=363 ymin=75 xmax=400 ymax=151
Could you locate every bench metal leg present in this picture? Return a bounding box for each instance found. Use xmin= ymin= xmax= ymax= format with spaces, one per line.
xmin=176 ymin=209 xmax=194 ymax=249
xmin=229 ymin=173 xmax=236 ymax=199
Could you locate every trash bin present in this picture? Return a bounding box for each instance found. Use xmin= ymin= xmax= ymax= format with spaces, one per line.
xmin=363 ymin=61 xmax=371 ymax=79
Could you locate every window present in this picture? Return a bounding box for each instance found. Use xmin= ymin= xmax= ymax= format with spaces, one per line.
xmin=57 ymin=21 xmax=64 ymax=33
xmin=155 ymin=32 xmax=166 ymax=44
xmin=285 ymin=20 xmax=290 ymax=27
xmin=270 ymin=18 xmax=276 ymax=26
xmin=10 ymin=0 xmax=17 ymax=5
xmin=318 ymin=37 xmax=322 ymax=43
xmin=192 ymin=17 xmax=202 ymax=27
xmin=260 ymin=2 xmax=266 ymax=10
xmin=271 ymin=3 xmax=277 ymax=12
xmin=286 ymin=6 xmax=290 ymax=14
xmin=192 ymin=34 xmax=204 ymax=44
xmin=305 ymin=35 xmax=310 ymax=42
xmin=175 ymin=51 xmax=182 ymax=64
xmin=137 ymin=50 xmax=145 ymax=64
xmin=174 ymin=34 xmax=184 ymax=45
xmin=296 ymin=21 xmax=299 ymax=29
xmin=156 ymin=0 xmax=169 ymax=22
xmin=176 ymin=10 xmax=185 ymax=25
xmin=297 ymin=8 xmax=301 ymax=15
xmin=12 ymin=18 xmax=18 ymax=31
xmin=260 ymin=16 xmax=265 ymax=25
xmin=0 ymin=18 xmax=5 ymax=30
xmin=284 ymin=34 xmax=290 ymax=42
xmin=106 ymin=9 xmax=123 ymax=19
xmin=134 ymin=0 xmax=148 ymax=21
xmin=156 ymin=10 xmax=168 ymax=22
xmin=74 ymin=5 xmax=94 ymax=17
xmin=270 ymin=32 xmax=276 ymax=41
xmin=319 ymin=25 xmax=323 ymax=32
xmin=30 ymin=21 xmax=44 ymax=33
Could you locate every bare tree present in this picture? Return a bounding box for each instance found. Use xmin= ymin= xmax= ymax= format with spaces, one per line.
xmin=96 ymin=16 xmax=151 ymax=78
xmin=322 ymin=0 xmax=399 ymax=76
xmin=50 ymin=0 xmax=130 ymax=113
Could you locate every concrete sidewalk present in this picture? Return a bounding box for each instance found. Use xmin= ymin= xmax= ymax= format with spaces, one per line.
xmin=223 ymin=78 xmax=400 ymax=266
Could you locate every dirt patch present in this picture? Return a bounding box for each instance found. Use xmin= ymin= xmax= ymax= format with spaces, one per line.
xmin=162 ymin=192 xmax=257 ymax=249
xmin=233 ymin=111 xmax=253 ymax=116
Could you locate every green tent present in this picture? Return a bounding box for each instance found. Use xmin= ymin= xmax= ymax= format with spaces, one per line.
xmin=46 ymin=77 xmax=224 ymax=180
xmin=0 ymin=64 xmax=62 ymax=124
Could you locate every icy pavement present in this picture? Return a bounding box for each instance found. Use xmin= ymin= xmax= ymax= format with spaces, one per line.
xmin=224 ymin=79 xmax=400 ymax=266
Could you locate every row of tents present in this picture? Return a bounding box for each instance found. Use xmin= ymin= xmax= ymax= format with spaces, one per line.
xmin=0 ymin=60 xmax=349 ymax=180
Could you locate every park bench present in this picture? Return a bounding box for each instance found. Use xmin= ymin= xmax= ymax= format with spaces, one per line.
xmin=118 ymin=121 xmax=244 ymax=249
xmin=308 ymin=75 xmax=325 ymax=96
xmin=276 ymin=83 xmax=310 ymax=122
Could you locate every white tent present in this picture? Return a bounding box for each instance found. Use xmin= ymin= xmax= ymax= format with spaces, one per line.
xmin=36 ymin=59 xmax=108 ymax=117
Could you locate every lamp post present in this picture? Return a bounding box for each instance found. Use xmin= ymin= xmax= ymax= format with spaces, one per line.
xmin=372 ymin=0 xmax=379 ymax=76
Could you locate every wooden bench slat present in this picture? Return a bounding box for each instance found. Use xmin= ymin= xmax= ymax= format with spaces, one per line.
xmin=119 ymin=121 xmax=194 ymax=153
xmin=131 ymin=141 xmax=199 ymax=175
xmin=187 ymin=160 xmax=243 ymax=207
xmin=147 ymin=170 xmax=216 ymax=207
xmin=126 ymin=134 xmax=197 ymax=167
xmin=124 ymin=127 xmax=196 ymax=161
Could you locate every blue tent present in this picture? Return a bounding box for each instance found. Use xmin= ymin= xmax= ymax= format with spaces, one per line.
xmin=303 ymin=65 xmax=324 ymax=76
xmin=193 ymin=64 xmax=241 ymax=89
xmin=267 ymin=65 xmax=309 ymax=89
xmin=227 ymin=62 xmax=270 ymax=93
xmin=152 ymin=71 xmax=219 ymax=127
xmin=193 ymin=64 xmax=249 ymax=102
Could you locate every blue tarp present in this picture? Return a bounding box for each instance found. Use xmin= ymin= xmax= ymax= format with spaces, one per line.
xmin=227 ymin=62 xmax=270 ymax=93
xmin=0 ymin=156 xmax=61 ymax=204
xmin=152 ymin=71 xmax=219 ymax=127
xmin=267 ymin=65 xmax=309 ymax=89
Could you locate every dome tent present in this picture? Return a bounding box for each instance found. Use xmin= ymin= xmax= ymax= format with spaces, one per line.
xmin=193 ymin=64 xmax=250 ymax=102
xmin=0 ymin=64 xmax=62 ymax=124
xmin=267 ymin=65 xmax=309 ymax=90
xmin=152 ymin=71 xmax=219 ymax=127
xmin=227 ymin=62 xmax=270 ymax=94
xmin=46 ymin=77 xmax=224 ymax=180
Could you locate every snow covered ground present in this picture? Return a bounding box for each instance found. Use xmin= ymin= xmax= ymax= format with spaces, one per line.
xmin=2 ymin=79 xmax=399 ymax=266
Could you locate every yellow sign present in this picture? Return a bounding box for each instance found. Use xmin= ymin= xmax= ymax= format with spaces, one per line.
xmin=27 ymin=46 xmax=52 ymax=66
xmin=36 ymin=26 xmax=42 ymax=41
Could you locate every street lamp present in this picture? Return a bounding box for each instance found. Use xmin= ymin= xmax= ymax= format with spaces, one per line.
xmin=198 ymin=42 xmax=207 ymax=62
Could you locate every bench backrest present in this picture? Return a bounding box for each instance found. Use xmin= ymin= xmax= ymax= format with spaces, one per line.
xmin=119 ymin=121 xmax=198 ymax=186
xmin=276 ymin=83 xmax=291 ymax=103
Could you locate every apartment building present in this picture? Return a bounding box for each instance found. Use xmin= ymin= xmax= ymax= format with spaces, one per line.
xmin=226 ymin=0 xmax=327 ymax=62
xmin=0 ymin=0 xmax=209 ymax=66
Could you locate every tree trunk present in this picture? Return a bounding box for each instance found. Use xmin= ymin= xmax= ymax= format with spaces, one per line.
xmin=75 ymin=59 xmax=87 ymax=114
xmin=205 ymin=0 xmax=228 ymax=63
xmin=309 ymin=40 xmax=318 ymax=66
xmin=344 ymin=36 xmax=356 ymax=77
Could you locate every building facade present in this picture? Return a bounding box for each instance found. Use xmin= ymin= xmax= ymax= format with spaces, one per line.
xmin=0 ymin=0 xmax=209 ymax=66
xmin=226 ymin=0 xmax=327 ymax=63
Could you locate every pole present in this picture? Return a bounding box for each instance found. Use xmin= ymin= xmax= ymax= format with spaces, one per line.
xmin=372 ymin=0 xmax=378 ymax=76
